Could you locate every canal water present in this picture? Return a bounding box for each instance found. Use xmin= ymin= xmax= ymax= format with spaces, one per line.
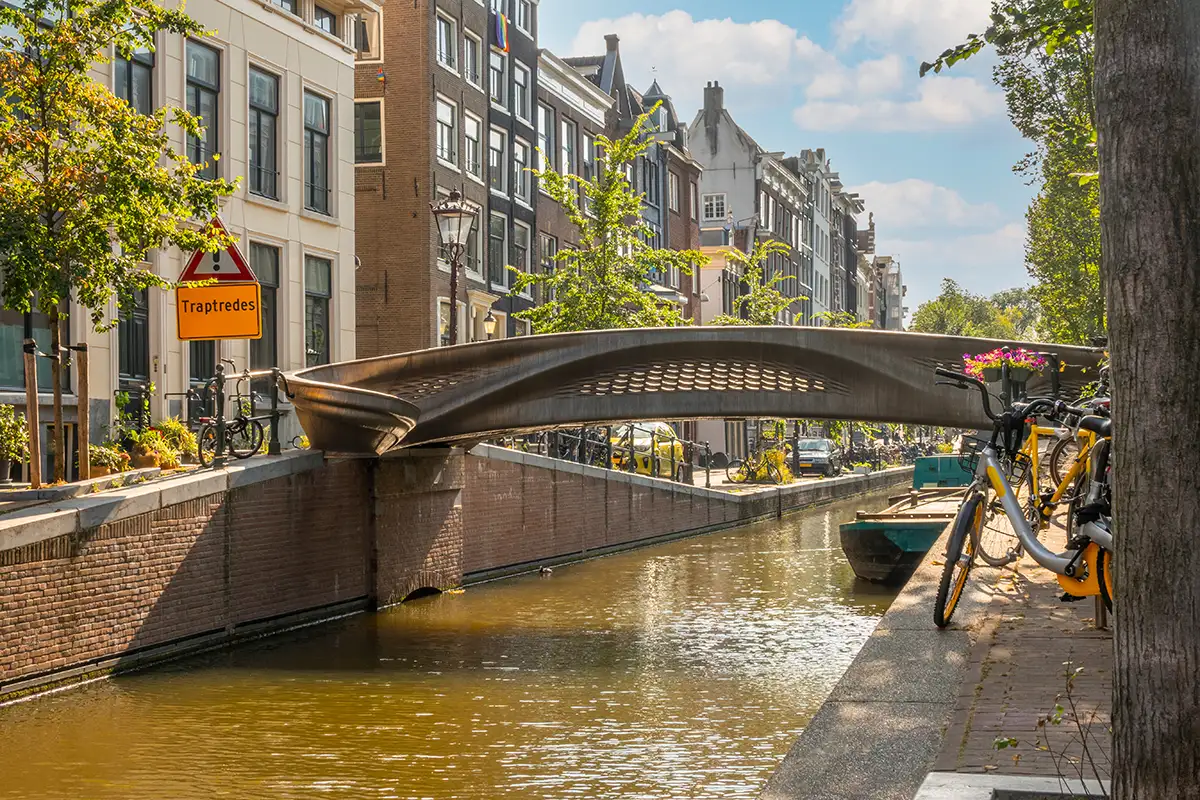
xmin=0 ymin=493 xmax=895 ymax=800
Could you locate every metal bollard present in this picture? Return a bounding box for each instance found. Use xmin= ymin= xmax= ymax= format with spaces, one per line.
xmin=605 ymin=426 xmax=613 ymax=471
xmin=213 ymin=363 xmax=227 ymax=469
xmin=704 ymin=442 xmax=712 ymax=489
xmin=670 ymin=438 xmax=677 ymax=482
xmin=268 ymin=368 xmax=282 ymax=456
xmin=651 ymin=431 xmax=659 ymax=478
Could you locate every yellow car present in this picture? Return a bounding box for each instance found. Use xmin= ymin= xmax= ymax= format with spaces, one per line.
xmin=610 ymin=422 xmax=687 ymax=481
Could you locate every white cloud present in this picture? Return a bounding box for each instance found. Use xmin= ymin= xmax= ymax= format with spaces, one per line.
xmin=569 ymin=12 xmax=833 ymax=115
xmin=836 ymin=0 xmax=993 ymax=60
xmin=849 ymin=179 xmax=1002 ymax=229
xmin=806 ymin=55 xmax=906 ymax=100
xmin=881 ymin=223 xmax=1029 ymax=313
xmin=794 ymin=76 xmax=1004 ymax=132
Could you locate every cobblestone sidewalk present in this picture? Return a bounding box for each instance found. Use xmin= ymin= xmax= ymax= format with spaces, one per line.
xmin=935 ymin=520 xmax=1113 ymax=783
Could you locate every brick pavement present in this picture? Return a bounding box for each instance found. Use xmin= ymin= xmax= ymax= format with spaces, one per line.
xmin=935 ymin=517 xmax=1113 ymax=783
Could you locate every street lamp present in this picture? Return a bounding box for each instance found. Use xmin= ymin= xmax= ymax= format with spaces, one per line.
xmin=484 ymin=309 xmax=497 ymax=340
xmin=431 ymin=189 xmax=477 ymax=346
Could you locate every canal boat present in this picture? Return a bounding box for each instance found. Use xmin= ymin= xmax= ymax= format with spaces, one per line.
xmin=840 ymin=457 xmax=971 ymax=583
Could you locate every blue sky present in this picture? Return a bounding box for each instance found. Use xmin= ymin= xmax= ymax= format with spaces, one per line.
xmin=538 ymin=0 xmax=1036 ymax=317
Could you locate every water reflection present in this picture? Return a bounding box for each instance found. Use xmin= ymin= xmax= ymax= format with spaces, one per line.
xmin=0 ymin=493 xmax=895 ymax=799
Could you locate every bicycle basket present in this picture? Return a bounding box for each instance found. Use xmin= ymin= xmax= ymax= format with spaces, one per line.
xmin=1006 ymin=451 xmax=1033 ymax=488
xmin=959 ymin=437 xmax=989 ymax=474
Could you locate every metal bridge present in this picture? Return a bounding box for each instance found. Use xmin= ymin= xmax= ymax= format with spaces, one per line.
xmin=283 ymin=327 xmax=1103 ymax=457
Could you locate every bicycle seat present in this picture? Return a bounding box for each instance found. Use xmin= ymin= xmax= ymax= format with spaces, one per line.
xmin=1078 ymin=415 xmax=1112 ymax=437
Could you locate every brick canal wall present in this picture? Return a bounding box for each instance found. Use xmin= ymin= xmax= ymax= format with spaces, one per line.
xmin=0 ymin=448 xmax=912 ymax=699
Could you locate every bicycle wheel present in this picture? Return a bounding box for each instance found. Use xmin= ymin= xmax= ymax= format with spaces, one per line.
xmin=973 ymin=481 xmax=1022 ymax=568
xmin=229 ymin=419 xmax=265 ymax=460
xmin=197 ymin=424 xmax=218 ymax=467
xmin=1050 ymin=436 xmax=1082 ymax=489
xmin=765 ymin=460 xmax=785 ymax=485
xmin=1096 ymin=547 xmax=1114 ymax=613
xmin=726 ymin=459 xmax=748 ymax=484
xmin=935 ymin=492 xmax=982 ymax=628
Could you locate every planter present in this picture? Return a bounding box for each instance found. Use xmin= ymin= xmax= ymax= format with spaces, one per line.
xmin=853 ymin=466 xmax=873 ymax=475
xmin=130 ymin=452 xmax=159 ymax=469
xmin=90 ymin=464 xmax=113 ymax=478
xmin=1007 ymin=366 xmax=1035 ymax=383
xmin=981 ymin=366 xmax=1002 ymax=383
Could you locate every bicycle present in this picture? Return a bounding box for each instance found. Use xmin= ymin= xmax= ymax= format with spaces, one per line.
xmin=726 ymin=445 xmax=786 ymax=485
xmin=196 ymin=360 xmax=266 ymax=466
xmin=932 ymin=367 xmax=1114 ymax=629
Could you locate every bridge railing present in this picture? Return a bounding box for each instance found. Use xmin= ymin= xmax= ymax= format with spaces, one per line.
xmin=492 ymin=423 xmax=713 ymax=489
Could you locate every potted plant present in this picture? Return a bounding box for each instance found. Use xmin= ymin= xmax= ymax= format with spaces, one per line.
xmin=155 ymin=416 xmax=198 ymax=465
xmin=127 ymin=428 xmax=177 ymax=470
xmin=0 ymin=404 xmax=29 ymax=485
xmin=853 ymin=462 xmax=873 ymax=475
xmin=963 ymin=348 xmax=1048 ymax=384
xmin=88 ymin=443 xmax=129 ymax=477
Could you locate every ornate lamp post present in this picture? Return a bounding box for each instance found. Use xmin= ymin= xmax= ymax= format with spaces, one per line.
xmin=431 ymin=189 xmax=477 ymax=346
xmin=484 ymin=309 xmax=497 ymax=340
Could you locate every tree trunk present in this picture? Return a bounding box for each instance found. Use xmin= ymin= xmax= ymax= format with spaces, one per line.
xmin=1095 ymin=2 xmax=1200 ymax=797
xmin=48 ymin=306 xmax=64 ymax=483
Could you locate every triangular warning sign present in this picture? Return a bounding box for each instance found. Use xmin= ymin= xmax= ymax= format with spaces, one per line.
xmin=179 ymin=217 xmax=257 ymax=283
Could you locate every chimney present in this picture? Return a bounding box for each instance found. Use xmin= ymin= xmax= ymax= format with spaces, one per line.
xmin=605 ymin=33 xmax=620 ymax=52
xmin=703 ymin=81 xmax=723 ymax=156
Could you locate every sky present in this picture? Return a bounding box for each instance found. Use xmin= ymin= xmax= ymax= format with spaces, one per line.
xmin=537 ymin=0 xmax=1036 ymax=318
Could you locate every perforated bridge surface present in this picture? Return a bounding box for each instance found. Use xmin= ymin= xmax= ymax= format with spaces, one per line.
xmin=284 ymin=327 xmax=1103 ymax=457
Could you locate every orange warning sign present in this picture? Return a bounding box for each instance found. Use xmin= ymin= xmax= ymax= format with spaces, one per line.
xmin=177 ymin=283 xmax=263 ymax=341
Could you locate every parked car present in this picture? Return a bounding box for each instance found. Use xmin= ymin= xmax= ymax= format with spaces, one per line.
xmin=794 ymin=438 xmax=843 ymax=477
xmin=610 ymin=422 xmax=687 ymax=481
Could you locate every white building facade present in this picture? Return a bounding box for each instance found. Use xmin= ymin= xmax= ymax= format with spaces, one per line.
xmin=1 ymin=0 xmax=367 ymax=478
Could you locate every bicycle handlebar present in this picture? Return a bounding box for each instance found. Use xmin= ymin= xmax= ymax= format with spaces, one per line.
xmin=934 ymin=368 xmax=997 ymax=420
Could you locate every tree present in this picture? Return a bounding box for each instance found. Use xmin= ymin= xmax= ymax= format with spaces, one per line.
xmin=708 ymin=239 xmax=800 ymax=326
xmin=814 ymin=310 xmax=874 ymax=330
xmin=909 ymin=279 xmax=1022 ymax=340
xmin=0 ymin=0 xmax=237 ymax=481
xmin=1095 ymin=2 xmax=1200 ymax=797
xmin=511 ymin=107 xmax=706 ymax=333
xmin=991 ymin=2 xmax=1104 ymax=344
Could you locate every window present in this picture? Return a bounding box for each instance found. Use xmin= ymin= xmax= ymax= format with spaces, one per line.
xmin=115 ymin=48 xmax=153 ymax=115
xmin=514 ymin=0 xmax=531 ymax=32
xmin=668 ymin=172 xmax=680 ymax=212
xmin=513 ymin=138 xmax=530 ymax=202
xmin=314 ymin=5 xmax=337 ymax=35
xmin=270 ymin=0 xmax=296 ymax=15
xmin=488 ymin=212 xmax=507 ymax=286
xmin=465 ymin=210 xmax=482 ymax=275
xmin=489 ymin=0 xmax=503 ymax=13
xmin=560 ymin=118 xmax=576 ymax=175
xmin=355 ymin=100 xmax=383 ymax=164
xmin=249 ymin=244 xmax=279 ymax=380
xmin=464 ymin=32 xmax=481 ymax=86
xmin=190 ymin=340 xmax=216 ymax=385
xmin=488 ymin=126 xmax=506 ymax=192
xmin=464 ymin=112 xmax=482 ymax=177
xmin=513 ymin=319 xmax=531 ymax=337
xmin=581 ymin=134 xmax=596 ymax=212
xmin=303 ymin=91 xmax=331 ymax=214
xmin=539 ymin=233 xmax=556 ymax=274
xmin=536 ymin=103 xmax=554 ymax=172
xmin=644 ymin=158 xmax=660 ymax=207
xmin=703 ymin=192 xmax=727 ymax=221
xmin=436 ymin=97 xmax=457 ymax=166
xmin=351 ymin=8 xmax=382 ymax=61
xmin=305 ymin=256 xmax=332 ymax=367
xmin=117 ymin=289 xmax=149 ymax=386
xmin=512 ymin=221 xmax=530 ymax=280
xmin=690 ymin=182 xmax=699 ymax=220
xmin=186 ymin=41 xmax=220 ymax=180
xmin=0 ymin=307 xmax=67 ymax=392
xmin=512 ymin=62 xmax=530 ymax=121
xmin=489 ymin=51 xmax=505 ymax=106
xmin=435 ymin=14 xmax=456 ymax=69
xmin=248 ymin=68 xmax=279 ymax=198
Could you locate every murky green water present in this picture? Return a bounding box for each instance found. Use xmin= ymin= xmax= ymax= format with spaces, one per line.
xmin=0 ymin=493 xmax=895 ymax=799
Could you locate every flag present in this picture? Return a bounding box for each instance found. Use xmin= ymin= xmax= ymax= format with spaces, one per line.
xmin=494 ymin=13 xmax=509 ymax=52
